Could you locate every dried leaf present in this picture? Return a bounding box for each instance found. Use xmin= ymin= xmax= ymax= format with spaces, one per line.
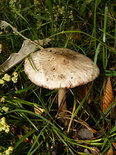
xmin=0 ymin=37 xmax=51 ymax=74
xmin=106 ymin=147 xmax=113 ymax=155
xmin=112 ymin=143 xmax=116 ymax=155
xmin=0 ymin=21 xmax=48 ymax=74
xmin=0 ymin=20 xmax=18 ymax=33
xmin=102 ymin=77 xmax=114 ymax=112
xmin=112 ymin=143 xmax=116 ymax=149
xmin=0 ymin=40 xmax=39 ymax=74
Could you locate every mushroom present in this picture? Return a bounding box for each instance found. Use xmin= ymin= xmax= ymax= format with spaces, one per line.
xmin=24 ymin=48 xmax=99 ymax=125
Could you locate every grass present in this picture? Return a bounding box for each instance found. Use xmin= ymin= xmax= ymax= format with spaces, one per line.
xmin=0 ymin=0 xmax=116 ymax=154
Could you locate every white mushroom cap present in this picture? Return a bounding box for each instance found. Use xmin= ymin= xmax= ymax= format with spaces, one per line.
xmin=24 ymin=48 xmax=99 ymax=89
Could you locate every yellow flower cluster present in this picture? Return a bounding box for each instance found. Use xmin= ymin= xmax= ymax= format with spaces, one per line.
xmin=0 ymin=97 xmax=9 ymax=114
xmin=11 ymin=72 xmax=18 ymax=83
xmin=0 ymin=97 xmax=5 ymax=102
xmin=0 ymin=72 xmax=18 ymax=84
xmin=2 ymin=74 xmax=11 ymax=82
xmin=0 ymin=117 xmax=10 ymax=133
xmin=0 ymin=146 xmax=13 ymax=155
xmin=0 ymin=79 xmax=5 ymax=84
xmin=2 ymin=106 xmax=9 ymax=112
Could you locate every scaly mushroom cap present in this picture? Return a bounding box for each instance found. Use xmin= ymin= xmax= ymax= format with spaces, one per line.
xmin=24 ymin=48 xmax=99 ymax=89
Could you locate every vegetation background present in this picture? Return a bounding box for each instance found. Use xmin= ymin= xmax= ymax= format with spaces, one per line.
xmin=0 ymin=0 xmax=116 ymax=154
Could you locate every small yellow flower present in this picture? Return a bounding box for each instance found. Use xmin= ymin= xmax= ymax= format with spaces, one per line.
xmin=4 ymin=150 xmax=9 ymax=155
xmin=12 ymin=72 xmax=18 ymax=77
xmin=2 ymin=74 xmax=11 ymax=82
xmin=2 ymin=106 xmax=9 ymax=112
xmin=0 ymin=79 xmax=5 ymax=84
xmin=12 ymin=76 xmax=18 ymax=83
xmin=0 ymin=97 xmax=5 ymax=102
xmin=0 ymin=117 xmax=10 ymax=133
xmin=3 ymin=146 xmax=13 ymax=155
xmin=8 ymin=146 xmax=14 ymax=151
xmin=1 ymin=117 xmax=6 ymax=125
xmin=4 ymin=125 xmax=10 ymax=133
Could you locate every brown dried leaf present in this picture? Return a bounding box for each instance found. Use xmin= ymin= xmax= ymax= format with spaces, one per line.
xmin=112 ymin=143 xmax=116 ymax=149
xmin=102 ymin=77 xmax=114 ymax=112
xmin=106 ymin=147 xmax=113 ymax=155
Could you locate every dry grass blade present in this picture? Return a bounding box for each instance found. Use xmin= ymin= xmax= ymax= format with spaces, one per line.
xmin=84 ymin=147 xmax=100 ymax=155
xmin=77 ymin=118 xmax=97 ymax=133
xmin=34 ymin=105 xmax=45 ymax=115
xmin=0 ymin=44 xmax=2 ymax=53
xmin=102 ymin=77 xmax=114 ymax=112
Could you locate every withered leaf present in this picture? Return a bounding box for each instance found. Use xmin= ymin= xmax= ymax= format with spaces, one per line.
xmin=0 ymin=40 xmax=40 ymax=75
xmin=0 ymin=21 xmax=52 ymax=74
xmin=106 ymin=147 xmax=114 ymax=155
xmin=102 ymin=77 xmax=114 ymax=112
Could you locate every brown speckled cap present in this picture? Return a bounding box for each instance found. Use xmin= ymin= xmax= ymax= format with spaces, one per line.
xmin=24 ymin=48 xmax=99 ymax=89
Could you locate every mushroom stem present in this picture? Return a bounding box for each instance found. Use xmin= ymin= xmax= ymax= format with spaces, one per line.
xmin=58 ymin=88 xmax=66 ymax=107
xmin=58 ymin=88 xmax=68 ymax=126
